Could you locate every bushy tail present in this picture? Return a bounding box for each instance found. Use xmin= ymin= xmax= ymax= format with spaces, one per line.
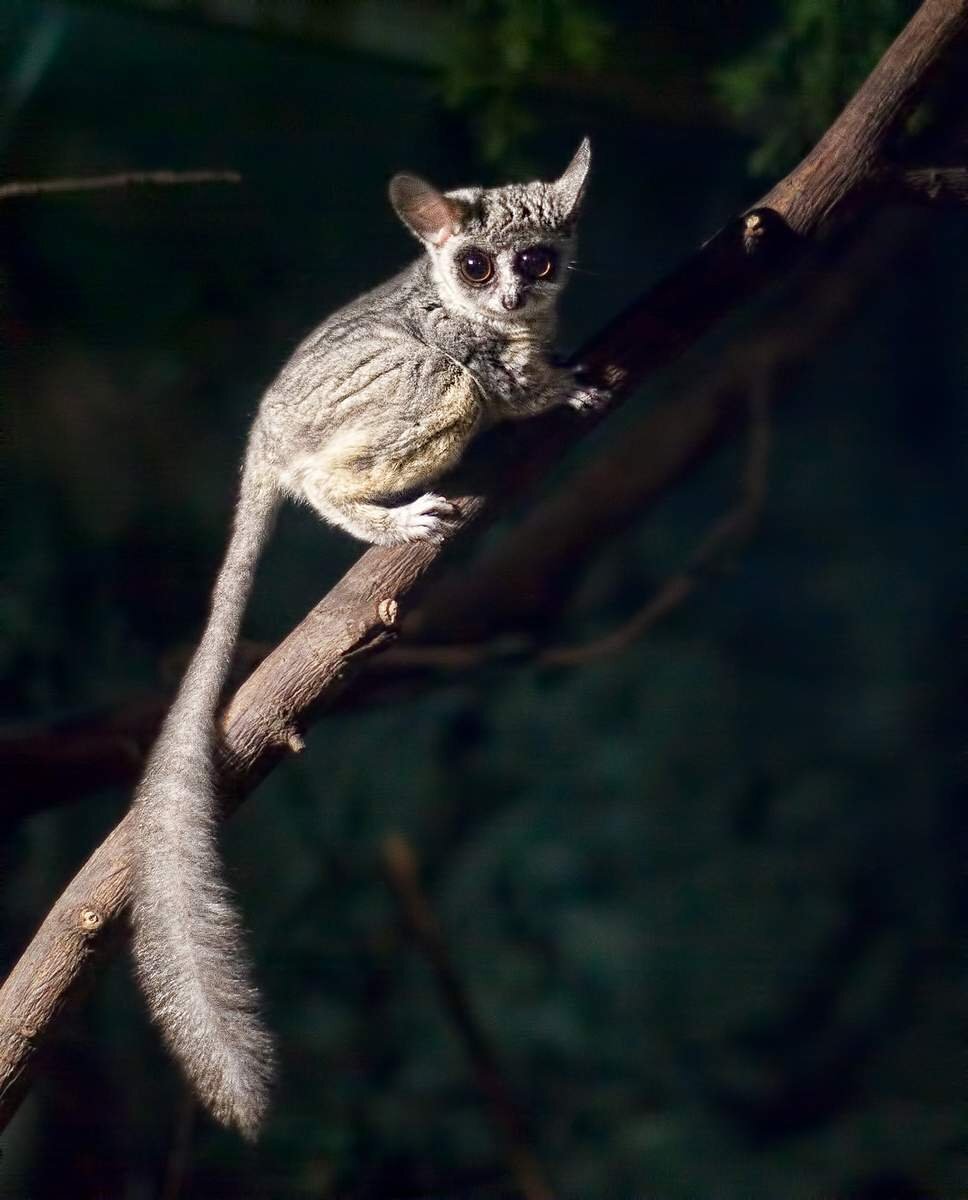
xmin=130 ymin=449 xmax=280 ymax=1139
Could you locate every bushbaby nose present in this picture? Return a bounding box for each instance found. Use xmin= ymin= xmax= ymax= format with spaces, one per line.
xmin=502 ymin=294 xmax=523 ymax=311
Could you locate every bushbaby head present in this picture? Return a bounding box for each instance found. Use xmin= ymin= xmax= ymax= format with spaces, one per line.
xmin=389 ymin=139 xmax=591 ymax=326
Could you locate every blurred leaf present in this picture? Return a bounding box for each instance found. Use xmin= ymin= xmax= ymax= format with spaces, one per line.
xmin=441 ymin=0 xmax=611 ymax=162
xmin=715 ymin=0 xmax=912 ymax=175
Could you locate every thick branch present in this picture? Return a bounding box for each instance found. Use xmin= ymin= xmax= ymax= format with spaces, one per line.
xmin=759 ymin=0 xmax=968 ymax=230
xmin=2 ymin=0 xmax=967 ymax=1132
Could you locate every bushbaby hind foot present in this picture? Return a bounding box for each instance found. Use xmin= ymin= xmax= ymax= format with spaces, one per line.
xmin=386 ymin=493 xmax=459 ymax=544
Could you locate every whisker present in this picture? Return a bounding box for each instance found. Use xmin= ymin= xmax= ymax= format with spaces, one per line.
xmin=565 ymin=261 xmax=625 ymax=278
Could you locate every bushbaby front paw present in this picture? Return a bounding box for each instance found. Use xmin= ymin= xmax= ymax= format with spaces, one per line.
xmin=387 ymin=493 xmax=459 ymax=544
xmin=566 ymin=362 xmax=612 ymax=414
xmin=568 ymin=382 xmax=611 ymax=414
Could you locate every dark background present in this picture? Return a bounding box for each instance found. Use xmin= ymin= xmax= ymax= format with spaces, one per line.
xmin=2 ymin=1 xmax=966 ymax=1196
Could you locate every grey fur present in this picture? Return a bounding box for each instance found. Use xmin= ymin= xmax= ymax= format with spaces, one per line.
xmin=129 ymin=139 xmax=602 ymax=1138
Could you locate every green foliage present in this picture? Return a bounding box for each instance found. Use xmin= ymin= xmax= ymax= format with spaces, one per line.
xmin=441 ymin=0 xmax=611 ymax=162
xmin=716 ymin=0 xmax=911 ymax=175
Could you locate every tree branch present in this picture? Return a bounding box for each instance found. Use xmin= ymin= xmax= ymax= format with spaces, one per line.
xmin=1 ymin=702 xmax=168 ymax=822
xmin=381 ymin=835 xmax=555 ymax=1200
xmin=3 ymin=0 xmax=967 ymax=1133
xmin=540 ymin=382 xmax=772 ymax=667
xmin=885 ymin=165 xmax=968 ymax=205
xmin=0 ymin=170 xmax=240 ymax=201
xmin=354 ymin=385 xmax=773 ymax=675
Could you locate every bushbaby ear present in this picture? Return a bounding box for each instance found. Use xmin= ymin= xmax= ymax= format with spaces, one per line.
xmin=389 ymin=174 xmax=464 ymax=246
xmin=553 ymin=137 xmax=591 ymax=223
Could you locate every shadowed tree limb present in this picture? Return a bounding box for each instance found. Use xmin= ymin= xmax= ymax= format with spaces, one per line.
xmin=2 ymin=701 xmax=169 ymax=822
xmin=2 ymin=0 xmax=967 ymax=1133
xmin=540 ymin=381 xmax=772 ymax=667
xmin=373 ymin=377 xmax=773 ymax=674
xmin=885 ymin=164 xmax=968 ymax=205
xmin=381 ymin=835 xmax=556 ymax=1200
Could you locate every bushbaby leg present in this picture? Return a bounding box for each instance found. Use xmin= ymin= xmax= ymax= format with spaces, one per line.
xmin=300 ymin=471 xmax=457 ymax=546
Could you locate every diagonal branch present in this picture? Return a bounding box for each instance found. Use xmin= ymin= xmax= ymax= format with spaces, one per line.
xmin=2 ymin=0 xmax=967 ymax=1133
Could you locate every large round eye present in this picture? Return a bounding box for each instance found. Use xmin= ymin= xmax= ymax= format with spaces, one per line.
xmin=457 ymin=247 xmax=494 ymax=285
xmin=516 ymin=245 xmax=556 ymax=281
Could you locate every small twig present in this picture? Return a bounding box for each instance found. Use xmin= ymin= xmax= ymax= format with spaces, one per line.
xmin=381 ymin=834 xmax=556 ymax=1200
xmin=541 ymin=379 xmax=772 ymax=667
xmin=885 ymin=164 xmax=968 ymax=206
xmin=0 ymin=169 xmax=240 ymax=201
xmin=374 ymin=636 xmax=533 ymax=672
